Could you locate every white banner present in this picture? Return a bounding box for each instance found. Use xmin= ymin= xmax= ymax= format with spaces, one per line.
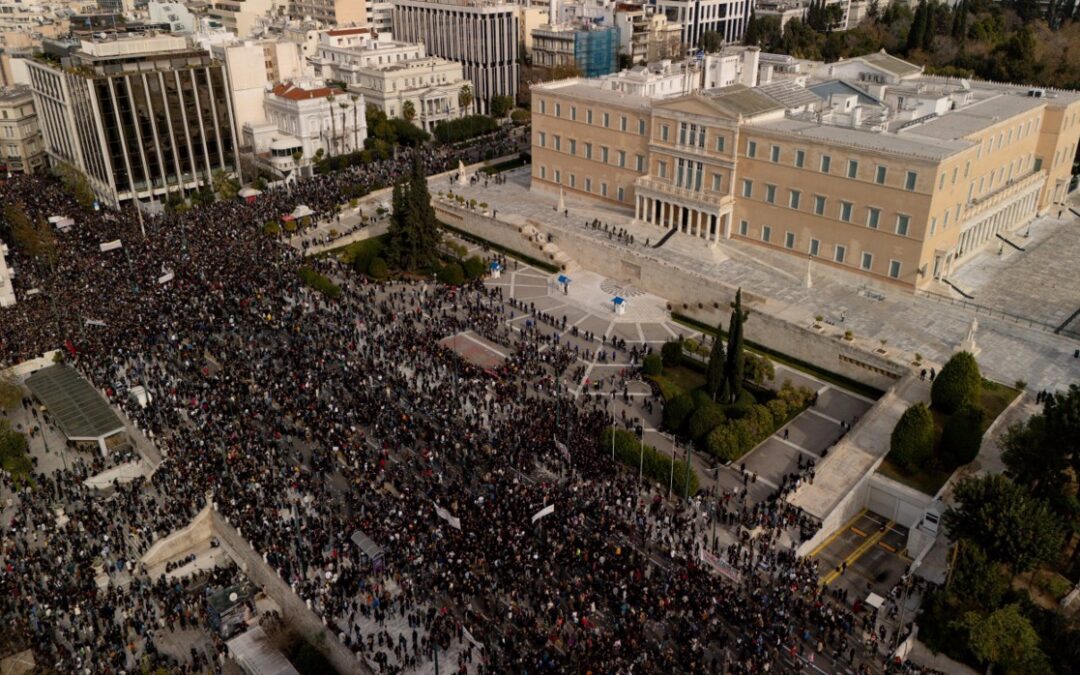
xmin=531 ymin=504 xmax=555 ymax=524
xmin=701 ymin=549 xmax=742 ymax=584
xmin=433 ymin=503 xmax=461 ymax=530
xmin=84 ymin=319 xmax=107 ymax=327
xmin=462 ymin=626 xmax=483 ymax=650
xmin=553 ymin=438 xmax=570 ymax=462
xmin=157 ymin=271 xmax=174 ymax=285
xmin=99 ymin=240 xmax=122 ymax=252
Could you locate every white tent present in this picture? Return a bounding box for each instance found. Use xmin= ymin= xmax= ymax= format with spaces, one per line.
xmin=290 ymin=204 xmax=314 ymax=219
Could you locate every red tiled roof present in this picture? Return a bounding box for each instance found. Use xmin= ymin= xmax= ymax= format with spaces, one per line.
xmin=271 ymin=83 xmax=345 ymax=100
xmin=326 ymin=27 xmax=371 ymax=36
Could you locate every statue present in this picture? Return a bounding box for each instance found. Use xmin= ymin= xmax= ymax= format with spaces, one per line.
xmin=456 ymin=160 xmax=467 ymax=186
xmin=958 ymin=318 xmax=980 ymax=357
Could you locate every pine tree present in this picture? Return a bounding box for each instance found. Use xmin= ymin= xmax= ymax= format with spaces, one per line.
xmin=705 ymin=320 xmax=725 ymax=401
xmin=720 ymin=289 xmax=748 ymax=404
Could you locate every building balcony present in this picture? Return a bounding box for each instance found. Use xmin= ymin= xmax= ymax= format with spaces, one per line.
xmin=634 ymin=176 xmax=731 ymax=209
xmin=963 ymin=169 xmax=1045 ymax=223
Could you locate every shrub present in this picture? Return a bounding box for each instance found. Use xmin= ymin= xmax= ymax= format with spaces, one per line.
xmin=687 ymin=403 xmax=727 ymax=442
xmin=297 ymin=267 xmax=342 ymax=300
xmin=434 ymin=115 xmax=499 ymax=143
xmin=941 ymin=404 xmax=986 ymax=469
xmin=744 ymin=353 xmax=775 ymax=384
xmin=661 ymin=339 xmax=684 ymax=367
xmin=490 ymin=94 xmax=515 ymax=117
xmin=368 ymin=257 xmax=389 ymax=280
xmin=642 ymin=353 xmax=663 ymax=376
xmin=663 ymin=392 xmax=695 ymax=432
xmin=0 ymin=420 xmax=32 ymax=479
xmin=766 ymin=398 xmax=790 ymax=426
xmin=263 ymin=221 xmax=280 ymax=236
xmin=890 ymin=402 xmax=935 ymax=471
xmin=350 ymin=237 xmax=385 ymax=274
xmin=439 ymin=262 xmax=466 ymax=285
xmin=776 ymin=381 xmax=814 ymax=410
xmin=283 ymin=220 xmax=298 ymax=233
xmin=510 ymin=109 xmax=531 ymax=125
xmin=603 ymin=428 xmax=699 ymax=496
xmin=706 ymin=424 xmax=741 ymax=461
xmin=931 ymin=351 xmax=982 ymax=414
xmin=683 ymin=338 xmax=699 ymax=353
xmin=463 ymin=255 xmax=486 ymax=280
xmin=704 ymin=404 xmax=775 ymax=461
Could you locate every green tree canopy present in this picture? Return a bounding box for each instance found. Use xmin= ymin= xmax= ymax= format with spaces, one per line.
xmin=962 ymin=604 xmax=1050 ymax=674
xmin=720 ymin=289 xmax=747 ymax=404
xmin=944 ymin=474 xmax=1064 ymax=573
xmin=940 ymin=404 xmax=985 ymax=469
xmin=890 ymin=402 xmax=935 ymax=470
xmin=705 ymin=322 xmax=725 ymax=400
xmin=385 ymin=160 xmax=441 ymax=271
xmin=931 ymin=351 xmax=982 ymax=413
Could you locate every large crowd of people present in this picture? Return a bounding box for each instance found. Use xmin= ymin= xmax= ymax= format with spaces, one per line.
xmin=1 ymin=136 xmax=935 ymax=675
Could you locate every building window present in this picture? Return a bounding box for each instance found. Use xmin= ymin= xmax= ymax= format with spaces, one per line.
xmin=789 ymin=190 xmax=801 ymax=209
xmin=601 ymin=182 xmax=608 ymax=197
xmin=762 ymin=225 xmax=771 ymax=242
xmin=785 ymin=231 xmax=796 ymax=249
xmin=636 ymin=154 xmax=645 ymax=172
xmin=555 ymin=103 xmax=561 ymax=117
xmin=602 ymin=112 xmax=610 ymax=128
xmin=638 ymin=118 xmax=646 ymax=135
xmin=795 ymin=149 xmax=805 ymax=168
xmin=765 ymin=184 xmax=776 ymax=204
xmin=739 ymin=219 xmax=749 ymax=235
xmin=539 ymin=131 xmax=546 ymax=147
xmin=661 ymin=124 xmax=669 ymax=141
xmin=553 ymin=135 xmax=561 ymax=151
xmin=820 ymin=155 xmax=831 ymax=173
xmin=585 ymin=177 xmax=592 ymax=192
xmin=658 ymin=160 xmax=667 ymax=178
xmin=620 ymin=116 xmax=627 ymax=132
xmin=617 ymin=150 xmax=626 ymax=168
xmin=712 ymin=173 xmax=722 ymax=191
xmin=770 ymin=145 xmax=780 ymax=162
xmin=584 ymin=143 xmax=592 ymax=159
xmin=875 ymin=165 xmax=887 ymax=184
xmin=889 ymin=260 xmax=902 ymax=278
xmin=867 ymin=207 xmax=880 ymax=229
xmin=747 ymin=140 xmax=757 ymax=158
xmin=540 ymin=99 xmax=546 ymax=114
xmin=810 ymin=238 xmax=820 ymax=256
xmin=834 ymin=245 xmax=846 ymax=264
xmin=587 ymin=109 xmax=593 ymax=124
xmin=938 ymin=172 xmax=946 ymax=190
xmin=814 ymin=195 xmax=826 ymax=215
xmin=569 ymin=174 xmax=576 ymax=188
xmin=930 ymin=217 xmax=937 ymax=236
xmin=601 ymin=146 xmax=609 ymax=163
xmin=742 ymin=179 xmax=753 ymax=197
xmin=840 ymin=201 xmax=853 ymax=222
xmin=569 ymin=139 xmax=576 ymax=155
xmin=540 ymin=166 xmax=546 ymax=179
xmin=617 ymin=186 xmax=624 ymax=201
xmin=847 ymin=160 xmax=859 ymax=179
xmin=861 ymin=251 xmax=873 ymax=270
xmin=905 ymin=171 xmax=918 ymax=191
xmin=716 ymin=135 xmax=726 ymax=153
xmin=554 ymin=169 xmax=561 ymax=184
xmin=570 ymin=106 xmax=577 ymax=121
xmin=896 ymin=214 xmax=910 ymax=236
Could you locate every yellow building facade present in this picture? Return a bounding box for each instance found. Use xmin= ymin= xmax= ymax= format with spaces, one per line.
xmin=531 ymin=66 xmax=1080 ymax=290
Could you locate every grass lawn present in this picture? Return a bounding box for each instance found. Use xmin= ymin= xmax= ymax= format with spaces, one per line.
xmin=649 ymin=365 xmax=706 ymax=401
xmin=320 ymin=235 xmax=386 ymax=264
xmin=879 ymin=379 xmax=1021 ymax=495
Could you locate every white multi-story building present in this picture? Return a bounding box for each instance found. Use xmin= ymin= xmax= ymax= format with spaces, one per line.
xmin=211 ymin=38 xmax=306 ymax=135
xmin=208 ymin=0 xmax=282 ymax=38
xmin=0 ymin=239 xmax=15 ymax=308
xmin=368 ymin=1 xmax=395 ymax=31
xmin=245 ymin=79 xmax=366 ymax=173
xmin=654 ymin=0 xmax=754 ymax=47
xmin=312 ymin=29 xmax=424 ymax=81
xmin=392 ymin=0 xmax=519 ymax=114
xmin=287 ymin=0 xmax=368 ymax=26
xmin=146 ymin=1 xmax=199 ymax=33
xmin=348 ymin=55 xmax=471 ymax=131
xmin=0 ymin=85 xmax=45 ymax=175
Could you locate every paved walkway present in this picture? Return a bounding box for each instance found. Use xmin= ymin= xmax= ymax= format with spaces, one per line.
xmin=450 ymin=168 xmax=1080 ymax=393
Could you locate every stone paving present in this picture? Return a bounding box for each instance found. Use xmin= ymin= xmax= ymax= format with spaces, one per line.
xmin=450 ymin=167 xmax=1080 ymax=393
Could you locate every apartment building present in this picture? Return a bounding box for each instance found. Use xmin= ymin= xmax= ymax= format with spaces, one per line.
xmin=288 ymin=0 xmax=367 ymax=26
xmin=392 ymin=0 xmax=519 ymax=114
xmin=208 ymin=0 xmax=280 ymax=38
xmin=531 ymin=52 xmax=1080 ymax=289
xmin=0 ymin=85 xmax=44 ymax=174
xmin=654 ymin=0 xmax=753 ymax=47
xmin=212 ymin=38 xmax=305 ymax=134
xmin=26 ymin=34 xmax=238 ymax=206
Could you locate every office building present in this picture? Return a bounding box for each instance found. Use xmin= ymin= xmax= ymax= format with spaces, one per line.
xmin=26 ymin=34 xmax=239 ymax=206
xmin=530 ymin=51 xmax=1080 ymax=289
xmin=0 ymin=85 xmax=45 ymax=174
xmin=207 ymin=0 xmax=281 ymax=38
xmin=212 ymin=38 xmax=305 ymax=133
xmin=654 ymin=0 xmax=754 ymax=47
xmin=392 ymin=0 xmax=519 ymax=114
xmin=532 ymin=21 xmax=618 ymax=78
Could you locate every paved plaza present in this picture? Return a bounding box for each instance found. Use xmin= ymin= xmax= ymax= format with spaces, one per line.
xmin=449 ymin=167 xmax=1080 ymax=393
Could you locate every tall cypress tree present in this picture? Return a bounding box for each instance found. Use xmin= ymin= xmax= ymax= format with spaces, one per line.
xmin=921 ymin=0 xmax=936 ymax=51
xmin=906 ymin=0 xmax=926 ymax=54
xmin=386 ymin=158 xmax=441 ymax=271
xmin=721 ymin=289 xmax=747 ymax=404
xmin=706 ymin=319 xmax=726 ymax=401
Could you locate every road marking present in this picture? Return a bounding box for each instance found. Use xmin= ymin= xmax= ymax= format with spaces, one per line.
xmin=806 ymin=508 xmax=867 ymax=559
xmin=807 ymin=408 xmax=843 ymax=425
xmin=820 ymin=520 xmax=894 ymax=586
xmin=775 ymin=436 xmax=820 ymax=459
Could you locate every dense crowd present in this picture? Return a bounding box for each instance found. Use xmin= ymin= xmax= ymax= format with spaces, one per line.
xmin=1 ymin=138 xmax=935 ymax=675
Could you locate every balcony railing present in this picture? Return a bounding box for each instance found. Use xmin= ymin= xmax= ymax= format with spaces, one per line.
xmin=635 ymin=176 xmax=730 ymax=208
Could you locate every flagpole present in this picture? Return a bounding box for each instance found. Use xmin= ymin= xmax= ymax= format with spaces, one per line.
xmin=669 ymin=438 xmax=675 ymax=497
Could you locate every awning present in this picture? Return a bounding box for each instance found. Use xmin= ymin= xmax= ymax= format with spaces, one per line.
xmin=613 ymin=296 xmax=625 ymax=305
xmin=237 ymin=187 xmax=262 ymax=198
xmin=291 ymin=204 xmax=314 ymax=219
xmin=557 ymin=275 xmax=570 ymax=285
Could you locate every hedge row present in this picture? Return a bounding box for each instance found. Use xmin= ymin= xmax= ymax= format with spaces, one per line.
xmin=603 ymin=428 xmax=699 ymax=497
xmin=702 ymin=382 xmax=814 ymax=462
xmin=434 ymin=115 xmax=500 ymax=144
xmin=297 ymin=267 xmax=342 ymax=299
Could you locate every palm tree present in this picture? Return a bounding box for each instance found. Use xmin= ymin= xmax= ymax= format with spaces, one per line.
xmin=402 ymin=100 xmax=416 ymax=123
xmin=458 ymin=85 xmax=473 ymax=114
xmin=339 ymin=101 xmax=349 ymax=153
xmin=350 ymin=94 xmax=360 ymax=151
xmin=327 ymin=93 xmax=337 ymax=157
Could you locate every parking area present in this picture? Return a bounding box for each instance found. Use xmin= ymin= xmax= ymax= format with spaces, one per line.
xmin=812 ymin=510 xmax=911 ymax=598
